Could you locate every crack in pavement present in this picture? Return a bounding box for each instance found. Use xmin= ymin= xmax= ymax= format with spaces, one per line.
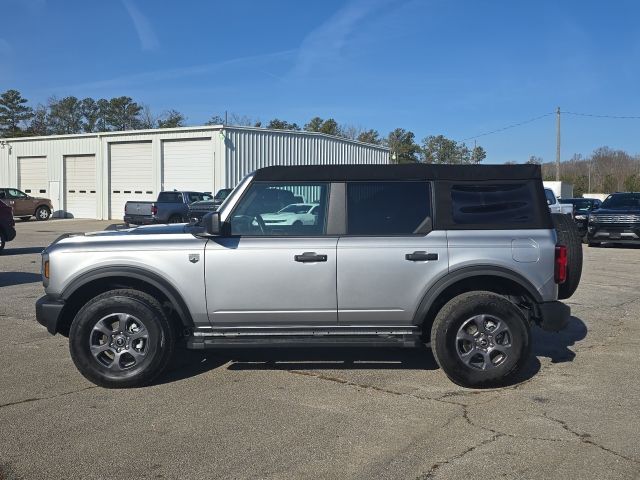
xmin=0 ymin=386 xmax=98 ymax=410
xmin=415 ymin=433 xmax=505 ymax=479
xmin=287 ymin=369 xmax=640 ymax=477
xmin=541 ymin=412 xmax=640 ymax=466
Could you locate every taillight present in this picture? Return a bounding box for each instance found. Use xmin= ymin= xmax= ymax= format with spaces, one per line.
xmin=152 ymin=205 xmax=158 ymax=216
xmin=555 ymin=245 xmax=567 ymax=284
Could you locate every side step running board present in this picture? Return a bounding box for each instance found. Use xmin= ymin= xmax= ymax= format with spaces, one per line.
xmin=187 ymin=326 xmax=421 ymax=349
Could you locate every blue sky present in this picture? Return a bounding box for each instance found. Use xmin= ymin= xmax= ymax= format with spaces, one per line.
xmin=2 ymin=0 xmax=640 ymax=164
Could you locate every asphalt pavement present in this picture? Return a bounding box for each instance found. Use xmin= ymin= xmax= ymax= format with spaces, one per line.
xmin=1 ymin=219 xmax=639 ymax=479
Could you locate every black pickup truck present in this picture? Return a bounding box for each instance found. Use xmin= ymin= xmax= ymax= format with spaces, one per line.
xmin=587 ymin=192 xmax=640 ymax=246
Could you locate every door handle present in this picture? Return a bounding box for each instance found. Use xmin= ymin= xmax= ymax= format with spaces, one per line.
xmin=406 ymin=251 xmax=438 ymax=261
xmin=294 ymin=252 xmax=327 ymax=263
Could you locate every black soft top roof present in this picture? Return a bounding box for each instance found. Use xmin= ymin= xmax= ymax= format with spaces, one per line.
xmin=253 ymin=164 xmax=542 ymax=182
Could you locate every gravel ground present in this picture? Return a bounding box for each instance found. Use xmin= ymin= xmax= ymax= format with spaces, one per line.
xmin=1 ymin=219 xmax=639 ymax=479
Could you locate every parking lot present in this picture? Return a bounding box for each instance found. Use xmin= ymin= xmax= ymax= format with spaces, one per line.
xmin=0 ymin=219 xmax=639 ymax=479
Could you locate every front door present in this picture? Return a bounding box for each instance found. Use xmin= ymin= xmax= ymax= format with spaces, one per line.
xmin=205 ymin=181 xmax=338 ymax=326
xmin=337 ymin=181 xmax=449 ymax=325
xmin=6 ymin=189 xmax=32 ymax=216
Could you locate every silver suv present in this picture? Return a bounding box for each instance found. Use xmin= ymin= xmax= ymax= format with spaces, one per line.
xmin=36 ymin=164 xmax=577 ymax=388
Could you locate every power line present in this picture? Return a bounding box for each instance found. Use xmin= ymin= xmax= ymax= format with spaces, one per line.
xmin=459 ymin=112 xmax=554 ymax=142
xmin=563 ymin=111 xmax=640 ymax=119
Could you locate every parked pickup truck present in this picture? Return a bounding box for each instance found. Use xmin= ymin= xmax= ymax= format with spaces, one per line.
xmin=544 ymin=188 xmax=573 ymax=217
xmin=124 ymin=191 xmax=212 ymax=225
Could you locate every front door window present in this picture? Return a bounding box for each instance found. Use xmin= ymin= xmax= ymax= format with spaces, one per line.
xmin=229 ymin=182 xmax=329 ymax=236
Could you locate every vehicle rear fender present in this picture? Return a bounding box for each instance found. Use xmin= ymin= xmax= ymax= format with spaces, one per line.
xmin=412 ymin=265 xmax=543 ymax=327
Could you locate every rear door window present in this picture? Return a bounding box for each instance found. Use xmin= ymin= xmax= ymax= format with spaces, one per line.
xmin=346 ymin=181 xmax=431 ymax=235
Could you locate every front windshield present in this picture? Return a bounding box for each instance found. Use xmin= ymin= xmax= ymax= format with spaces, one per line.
xmin=278 ymin=204 xmax=312 ymax=214
xmin=601 ymin=193 xmax=640 ymax=209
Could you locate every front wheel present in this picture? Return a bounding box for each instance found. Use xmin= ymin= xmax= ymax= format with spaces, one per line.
xmin=430 ymin=291 xmax=531 ymax=388
xmin=0 ymin=231 xmax=5 ymax=254
xmin=69 ymin=289 xmax=175 ymax=388
xmin=35 ymin=206 xmax=51 ymax=221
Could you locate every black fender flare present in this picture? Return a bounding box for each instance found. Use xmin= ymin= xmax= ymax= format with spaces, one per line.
xmin=412 ymin=265 xmax=543 ymax=325
xmin=62 ymin=266 xmax=194 ymax=328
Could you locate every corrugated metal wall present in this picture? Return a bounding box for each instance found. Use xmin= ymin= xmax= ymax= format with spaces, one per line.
xmin=0 ymin=126 xmax=389 ymax=219
xmin=222 ymin=127 xmax=390 ymax=188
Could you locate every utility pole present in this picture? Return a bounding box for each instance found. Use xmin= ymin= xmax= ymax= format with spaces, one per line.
xmin=555 ymin=107 xmax=561 ymax=181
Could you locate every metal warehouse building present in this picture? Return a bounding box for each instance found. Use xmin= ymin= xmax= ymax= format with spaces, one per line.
xmin=0 ymin=126 xmax=389 ymax=220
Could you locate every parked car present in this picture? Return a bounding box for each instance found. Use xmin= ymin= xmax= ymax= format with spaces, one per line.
xmin=36 ymin=164 xmax=580 ymax=389
xmin=544 ymin=188 xmax=573 ymax=217
xmin=261 ymin=203 xmax=320 ymax=227
xmin=0 ymin=200 xmax=17 ymax=254
xmin=188 ymin=188 xmax=234 ymax=222
xmin=586 ymin=192 xmax=640 ymax=246
xmin=559 ymin=198 xmax=602 ymax=237
xmin=124 ymin=191 xmax=212 ymax=225
xmin=0 ymin=188 xmax=53 ymax=221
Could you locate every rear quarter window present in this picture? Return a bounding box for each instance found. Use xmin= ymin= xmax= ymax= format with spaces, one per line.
xmin=451 ymin=183 xmax=538 ymax=225
xmin=158 ymin=192 xmax=182 ymax=203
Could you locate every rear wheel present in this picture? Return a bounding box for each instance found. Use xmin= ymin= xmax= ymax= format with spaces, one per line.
xmin=167 ymin=214 xmax=183 ymax=224
xmin=35 ymin=206 xmax=51 ymax=221
xmin=431 ymin=291 xmax=531 ymax=388
xmin=69 ymin=289 xmax=175 ymax=388
xmin=19 ymin=216 xmax=31 ymax=221
xmin=0 ymin=231 xmax=5 ymax=253
xmin=551 ymin=213 xmax=582 ymax=299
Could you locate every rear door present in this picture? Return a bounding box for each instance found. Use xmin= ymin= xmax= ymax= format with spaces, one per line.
xmin=337 ymin=181 xmax=448 ymax=325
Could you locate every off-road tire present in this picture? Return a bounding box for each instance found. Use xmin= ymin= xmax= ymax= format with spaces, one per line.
xmin=69 ymin=289 xmax=175 ymax=388
xmin=551 ymin=213 xmax=582 ymax=299
xmin=35 ymin=206 xmax=51 ymax=221
xmin=430 ymin=291 xmax=531 ymax=388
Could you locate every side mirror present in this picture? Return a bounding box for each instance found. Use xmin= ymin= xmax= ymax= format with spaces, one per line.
xmin=203 ymin=212 xmax=224 ymax=236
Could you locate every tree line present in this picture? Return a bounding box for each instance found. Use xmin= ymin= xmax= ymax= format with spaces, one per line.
xmin=0 ymin=88 xmax=486 ymax=165
xmin=526 ymin=148 xmax=640 ymax=195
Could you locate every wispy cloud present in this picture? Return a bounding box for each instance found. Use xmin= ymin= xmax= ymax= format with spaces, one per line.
xmin=122 ymin=0 xmax=159 ymax=51
xmin=0 ymin=39 xmax=11 ymax=56
xmin=51 ymin=49 xmax=296 ymax=93
xmin=292 ymin=0 xmax=395 ymax=77
xmin=5 ymin=0 xmax=46 ymax=14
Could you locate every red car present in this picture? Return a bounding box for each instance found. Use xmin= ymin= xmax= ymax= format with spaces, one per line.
xmin=0 ymin=200 xmax=17 ymax=254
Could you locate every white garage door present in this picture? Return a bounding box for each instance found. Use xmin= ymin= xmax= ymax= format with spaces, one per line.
xmin=64 ymin=155 xmax=96 ymax=218
xmin=109 ymin=142 xmax=154 ymax=220
xmin=162 ymin=138 xmax=214 ymax=193
xmin=18 ymin=156 xmax=48 ymax=196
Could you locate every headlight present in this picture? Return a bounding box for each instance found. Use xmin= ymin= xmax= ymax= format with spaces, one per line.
xmin=575 ymin=215 xmax=586 ymax=220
